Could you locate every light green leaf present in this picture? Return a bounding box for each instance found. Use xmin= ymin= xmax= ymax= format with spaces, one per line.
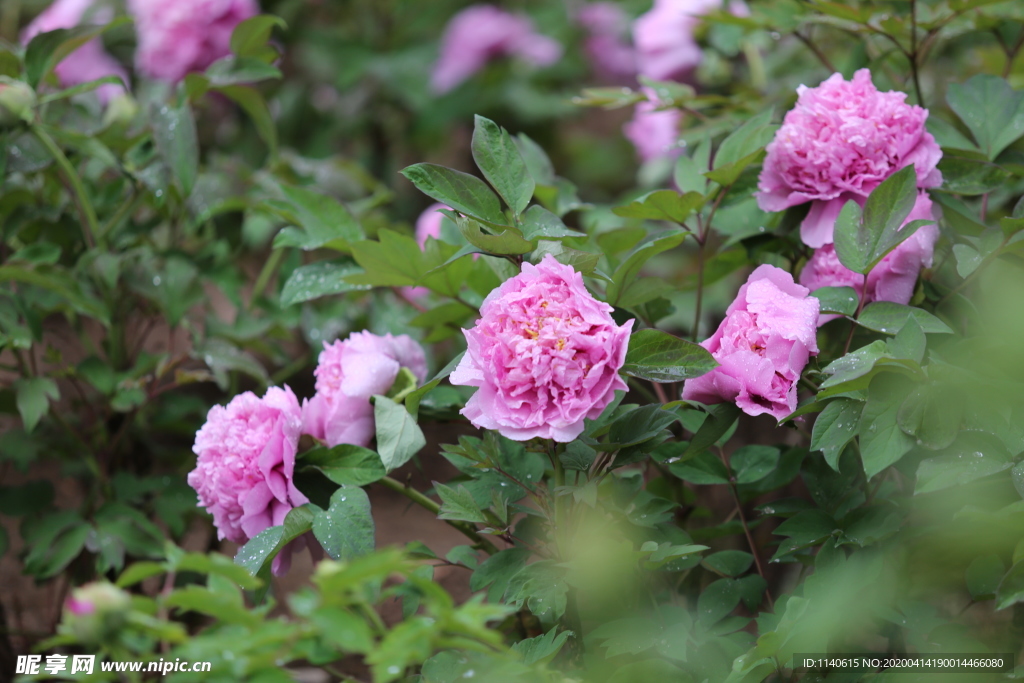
xmin=435 ymin=483 xmax=486 ymax=523
xmin=471 ymin=115 xmax=534 ymax=215
xmin=374 ymin=395 xmax=426 ymax=471
xmin=15 ymin=377 xmax=59 ymax=433
xmin=810 ymin=286 xmax=859 ymax=317
xmin=313 ymin=487 xmax=375 ymax=560
xmin=914 ymin=431 xmax=1014 ymax=494
xmin=280 ymin=261 xmax=369 ymax=306
xmin=856 ymin=302 xmax=953 ymax=335
xmin=300 ymin=444 xmax=386 ymax=487
xmin=947 ymin=74 xmax=1024 ymax=160
xmin=612 ymin=190 xmax=704 ymax=224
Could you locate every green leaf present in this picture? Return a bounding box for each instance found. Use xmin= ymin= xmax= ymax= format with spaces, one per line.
xmin=313 ymin=487 xmax=375 ymax=560
xmin=280 ymin=261 xmax=368 ymax=306
xmin=810 ymin=399 xmax=863 ymax=470
xmin=470 ymin=548 xmax=531 ymax=602
xmin=0 ymin=265 xmax=109 ymax=324
xmin=214 ymin=85 xmax=278 ymax=157
xmin=405 ymin=351 xmax=464 ymax=417
xmin=15 ymin=377 xmax=59 ymax=433
xmin=697 ymin=578 xmax=743 ymax=626
xmin=731 ymin=445 xmax=780 ymax=484
xmin=817 ymin=340 xmax=923 ymax=398
xmin=532 ymin=241 xmax=600 ymax=275
xmin=622 ymin=328 xmax=718 ymax=382
xmin=607 ymin=230 xmax=687 ymax=305
xmin=674 ymin=138 xmax=711 ymax=194
xmin=681 ymin=403 xmax=741 ymax=459
xmin=670 ymin=450 xmax=730 ymax=485
xmin=937 ymin=155 xmax=1011 ymax=195
xmin=519 ymin=205 xmax=585 ymax=240
xmin=704 ymin=148 xmax=766 ymax=186
xmin=996 ymin=561 xmax=1024 ymax=610
xmin=270 ymin=183 xmax=364 ymax=251
xmin=608 ymin=404 xmax=679 ymax=447
xmin=515 ymin=133 xmax=556 ymax=186
xmin=703 ymin=550 xmax=754 ymax=577
xmin=811 ymin=286 xmax=859 ymax=317
xmin=612 ymin=190 xmax=704 ymax=224
xmin=230 ymin=15 xmax=287 ymax=61
xmin=234 ymin=505 xmax=316 ymax=576
xmin=150 ymin=100 xmax=199 ymax=198
xmin=24 ymin=19 xmax=129 ymax=88
xmin=914 ymin=431 xmax=1014 ymax=494
xmin=471 ymin=115 xmax=534 ymax=216
xmin=712 ymin=108 xmax=776 ymax=169
xmin=860 ymin=374 xmax=916 ymax=479
xmin=300 ymin=444 xmax=386 ymax=487
xmin=511 ymin=628 xmax=572 ymax=666
xmin=856 ymin=302 xmax=953 ymax=335
xmin=833 ymin=167 xmax=925 ymax=274
xmin=886 ymin=317 xmax=926 ymax=363
xmin=435 ymin=483 xmax=486 ymax=523
xmin=458 ymin=217 xmax=533 ymax=255
xmin=560 ymin=441 xmax=597 ymax=471
xmin=947 ymin=74 xmax=1024 ymax=160
xmin=966 ymin=555 xmax=1005 ymax=600
xmin=401 ymin=164 xmax=506 ymax=225
xmin=374 ymin=395 xmax=426 ymax=471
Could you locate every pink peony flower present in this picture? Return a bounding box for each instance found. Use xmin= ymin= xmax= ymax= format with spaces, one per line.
xmin=128 ymin=0 xmax=258 ymax=83
xmin=302 ymin=332 xmax=428 ymax=448
xmin=431 ymin=5 xmax=562 ymax=93
xmin=800 ymin=192 xmax=939 ymax=324
xmin=757 ymin=69 xmax=942 ymax=248
xmin=21 ymin=0 xmax=128 ymax=104
xmin=577 ymin=2 xmax=635 ymax=79
xmin=623 ymin=88 xmax=683 ymax=163
xmin=633 ymin=0 xmax=725 ymax=81
xmin=188 ymin=386 xmax=309 ymax=574
xmin=450 ymin=254 xmax=633 ymax=442
xmin=683 ymin=265 xmax=819 ymax=421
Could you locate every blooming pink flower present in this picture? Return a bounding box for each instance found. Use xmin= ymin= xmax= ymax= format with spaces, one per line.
xmin=800 ymin=192 xmax=939 ymax=324
xmin=21 ymin=0 xmax=128 ymax=104
xmin=302 ymin=332 xmax=428 ymax=448
xmin=188 ymin=386 xmax=308 ymax=574
xmin=683 ymin=265 xmax=819 ymax=421
xmin=632 ymin=0 xmax=725 ymax=81
xmin=624 ymin=88 xmax=683 ymax=163
xmin=450 ymin=254 xmax=633 ymax=442
xmin=757 ymin=69 xmax=942 ymax=248
xmin=431 ymin=5 xmax=562 ymax=93
xmin=577 ymin=3 xmax=635 ymax=79
xmin=128 ymin=0 xmax=258 ymax=83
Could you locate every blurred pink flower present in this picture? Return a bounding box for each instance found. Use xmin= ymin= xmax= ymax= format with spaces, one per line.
xmin=800 ymin=192 xmax=939 ymax=324
xmin=757 ymin=69 xmax=942 ymax=248
xmin=632 ymin=0 xmax=723 ymax=81
xmin=302 ymin=332 xmax=427 ymax=448
xmin=21 ymin=0 xmax=128 ymax=103
xmin=431 ymin=5 xmax=562 ymax=93
xmin=577 ymin=2 xmax=635 ymax=78
xmin=128 ymin=0 xmax=258 ymax=82
xmin=188 ymin=386 xmax=308 ymax=574
xmin=450 ymin=254 xmax=632 ymax=442
xmin=623 ymin=88 xmax=683 ymax=163
xmin=683 ymin=265 xmax=819 ymax=421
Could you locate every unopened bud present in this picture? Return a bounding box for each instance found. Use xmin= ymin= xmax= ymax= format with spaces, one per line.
xmin=102 ymin=91 xmax=138 ymax=127
xmin=0 ymin=77 xmax=36 ymax=127
xmin=62 ymin=582 xmax=132 ymax=644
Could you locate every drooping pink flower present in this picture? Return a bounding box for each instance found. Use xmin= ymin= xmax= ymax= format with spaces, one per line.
xmin=800 ymin=192 xmax=939 ymax=324
xmin=188 ymin=386 xmax=308 ymax=574
xmin=632 ymin=0 xmax=724 ymax=81
xmin=577 ymin=3 xmax=635 ymax=79
xmin=431 ymin=5 xmax=562 ymax=93
xmin=128 ymin=0 xmax=258 ymax=83
xmin=21 ymin=0 xmax=128 ymax=104
xmin=757 ymin=69 xmax=942 ymax=248
xmin=624 ymin=88 xmax=683 ymax=163
xmin=302 ymin=332 xmax=428 ymax=449
xmin=683 ymin=265 xmax=819 ymax=421
xmin=450 ymin=254 xmax=633 ymax=442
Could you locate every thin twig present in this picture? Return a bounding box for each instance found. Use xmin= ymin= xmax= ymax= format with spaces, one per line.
xmin=717 ymin=447 xmax=774 ymax=610
xmin=793 ymin=31 xmax=836 ymax=72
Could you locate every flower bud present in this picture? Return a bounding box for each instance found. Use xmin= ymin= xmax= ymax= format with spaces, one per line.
xmin=102 ymin=92 xmax=139 ymax=127
xmin=62 ymin=582 xmax=132 ymax=644
xmin=0 ymin=77 xmax=36 ymax=127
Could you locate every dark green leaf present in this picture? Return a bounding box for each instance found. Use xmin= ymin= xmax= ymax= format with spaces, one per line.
xmin=731 ymin=445 xmax=779 ymax=484
xmin=150 ymin=100 xmax=199 ymax=198
xmin=313 ymin=487 xmax=374 ymax=560
xmin=937 ymin=156 xmax=1012 ymax=195
xmin=622 ymin=328 xmax=717 ymax=382
xmin=681 ymin=403 xmax=740 ymax=459
xmin=270 ymin=183 xmax=364 ymax=251
xmin=670 ymin=450 xmax=730 ymax=485
xmin=697 ymin=578 xmax=742 ymax=626
xmin=470 ymin=548 xmax=531 ymax=602
xmin=833 ymin=167 xmax=923 ymax=274
xmin=860 ymin=374 xmax=916 ymax=479
xmin=520 ymin=205 xmax=584 ymax=240
xmin=810 ymin=399 xmax=863 ymax=470
xmin=966 ymin=555 xmax=1005 ymax=600
xmin=811 ymin=286 xmax=859 ymax=317
xmin=24 ymin=19 xmax=129 ymax=88
xmin=280 ymin=261 xmax=368 ymax=306
xmin=401 ymin=164 xmax=506 ymax=225
xmin=857 ymin=302 xmax=953 ymax=335
xmin=458 ymin=217 xmax=533 ymax=255
xmin=703 ymin=550 xmax=754 ymax=577
xmin=435 ymin=483 xmax=486 ymax=523
xmin=15 ymin=377 xmax=59 ymax=433
xmin=300 ymin=444 xmax=386 ymax=487
xmin=471 ymin=115 xmax=534 ymax=215
xmin=608 ymin=404 xmax=679 ymax=447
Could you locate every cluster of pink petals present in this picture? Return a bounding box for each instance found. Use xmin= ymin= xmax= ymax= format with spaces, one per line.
xmin=633 ymin=0 xmax=734 ymax=82
xmin=188 ymin=386 xmax=308 ymax=574
xmin=757 ymin=69 xmax=942 ymax=247
xmin=450 ymin=255 xmax=632 ymax=442
xmin=800 ymin=193 xmax=939 ymax=324
xmin=577 ymin=2 xmax=635 ymax=79
xmin=431 ymin=5 xmax=562 ymax=93
xmin=683 ymin=265 xmax=819 ymax=421
xmin=624 ymin=88 xmax=683 ymax=163
xmin=302 ymin=332 xmax=428 ymax=448
xmin=128 ymin=0 xmax=258 ymax=83
xmin=21 ymin=0 xmax=128 ymax=104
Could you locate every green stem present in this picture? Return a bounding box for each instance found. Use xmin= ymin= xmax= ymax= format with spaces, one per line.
xmin=378 ymin=476 xmax=498 ymax=554
xmin=692 ymin=238 xmax=706 ymax=342
xmin=249 ymin=248 xmax=284 ymax=311
xmin=32 ymin=125 xmax=100 ymax=249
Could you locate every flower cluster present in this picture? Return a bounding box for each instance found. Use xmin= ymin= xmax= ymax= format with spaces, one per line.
xmin=577 ymin=2 xmax=635 ymax=79
xmin=431 ymin=5 xmax=562 ymax=93
xmin=450 ymin=255 xmax=632 ymax=442
xmin=21 ymin=0 xmax=128 ymax=103
xmin=683 ymin=266 xmax=820 ymax=421
xmin=757 ymin=69 xmax=942 ymax=247
xmin=188 ymin=332 xmax=425 ymax=574
xmin=128 ymin=0 xmax=258 ymax=83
